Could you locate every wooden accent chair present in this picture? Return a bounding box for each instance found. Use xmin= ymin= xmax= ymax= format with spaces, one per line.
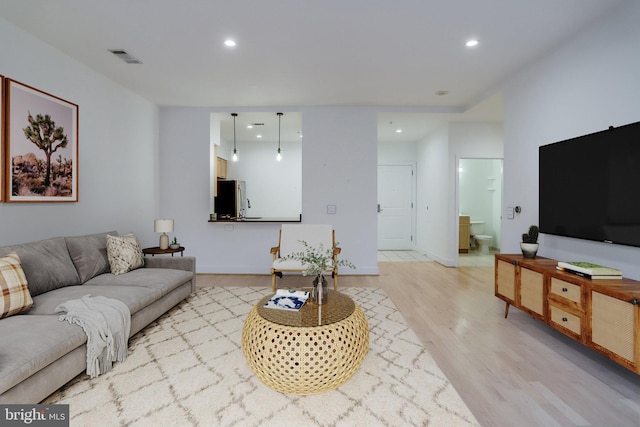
xmin=270 ymin=224 xmax=341 ymax=292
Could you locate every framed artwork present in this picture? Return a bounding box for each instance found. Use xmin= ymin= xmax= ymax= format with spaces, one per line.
xmin=5 ymin=79 xmax=78 ymax=202
xmin=1 ymin=75 xmax=4 ymax=202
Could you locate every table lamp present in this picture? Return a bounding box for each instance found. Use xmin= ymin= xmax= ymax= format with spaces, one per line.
xmin=154 ymin=219 xmax=174 ymax=250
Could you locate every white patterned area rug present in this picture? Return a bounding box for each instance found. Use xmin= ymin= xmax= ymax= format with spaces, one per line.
xmin=45 ymin=287 xmax=479 ymax=426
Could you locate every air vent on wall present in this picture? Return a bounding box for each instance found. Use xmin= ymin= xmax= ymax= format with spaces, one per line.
xmin=109 ymin=49 xmax=142 ymax=64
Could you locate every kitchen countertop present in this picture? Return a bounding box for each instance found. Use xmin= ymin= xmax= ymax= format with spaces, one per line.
xmin=210 ymin=215 xmax=302 ymax=223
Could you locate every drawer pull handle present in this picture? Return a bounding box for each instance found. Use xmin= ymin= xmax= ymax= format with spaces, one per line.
xmin=562 ymin=317 xmax=568 ymax=322
xmin=562 ymin=287 xmax=568 ymax=292
xmin=631 ymin=299 xmax=639 ymax=305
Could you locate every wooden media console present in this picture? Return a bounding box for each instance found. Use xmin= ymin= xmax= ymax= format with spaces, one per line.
xmin=495 ymin=254 xmax=640 ymax=374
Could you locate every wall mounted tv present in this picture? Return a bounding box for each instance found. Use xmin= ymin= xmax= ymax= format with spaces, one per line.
xmin=539 ymin=120 xmax=640 ymax=247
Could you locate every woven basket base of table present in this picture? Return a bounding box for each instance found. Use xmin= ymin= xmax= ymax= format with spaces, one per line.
xmin=242 ymin=304 xmax=369 ymax=395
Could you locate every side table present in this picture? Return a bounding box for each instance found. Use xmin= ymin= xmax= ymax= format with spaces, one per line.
xmin=142 ymin=246 xmax=185 ymax=257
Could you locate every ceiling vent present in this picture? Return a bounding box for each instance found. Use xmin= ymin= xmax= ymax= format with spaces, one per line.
xmin=109 ymin=49 xmax=142 ymax=64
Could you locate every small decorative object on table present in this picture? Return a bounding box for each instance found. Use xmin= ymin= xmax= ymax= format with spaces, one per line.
xmin=520 ymin=225 xmax=539 ymax=258
xmin=154 ymin=219 xmax=174 ymax=250
xmin=264 ymin=289 xmax=310 ymax=311
xmin=169 ymin=237 xmax=180 ymax=250
xmin=283 ymin=240 xmax=355 ymax=305
xmin=556 ymin=261 xmax=622 ymax=279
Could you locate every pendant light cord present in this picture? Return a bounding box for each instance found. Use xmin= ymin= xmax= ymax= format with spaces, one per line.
xmin=231 ymin=113 xmax=238 ymax=161
xmin=276 ymin=112 xmax=283 ymax=161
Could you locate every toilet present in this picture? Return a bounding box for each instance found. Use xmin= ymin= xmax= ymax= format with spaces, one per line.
xmin=470 ymin=221 xmax=493 ymax=254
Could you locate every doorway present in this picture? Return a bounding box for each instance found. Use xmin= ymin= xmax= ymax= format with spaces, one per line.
xmin=457 ymin=158 xmax=502 ymax=266
xmin=377 ymin=164 xmax=416 ymax=250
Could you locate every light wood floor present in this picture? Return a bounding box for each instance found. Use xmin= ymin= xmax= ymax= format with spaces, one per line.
xmin=196 ymin=262 xmax=640 ymax=427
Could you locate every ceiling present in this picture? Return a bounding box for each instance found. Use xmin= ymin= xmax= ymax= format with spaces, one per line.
xmin=214 ymin=112 xmax=302 ymax=146
xmin=0 ymin=0 xmax=624 ymax=143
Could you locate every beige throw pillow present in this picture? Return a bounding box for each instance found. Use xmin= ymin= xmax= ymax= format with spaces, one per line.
xmin=0 ymin=251 xmax=34 ymax=319
xmin=106 ymin=233 xmax=144 ymax=275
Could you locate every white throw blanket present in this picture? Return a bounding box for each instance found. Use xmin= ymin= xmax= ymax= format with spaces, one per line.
xmin=56 ymin=295 xmax=131 ymax=378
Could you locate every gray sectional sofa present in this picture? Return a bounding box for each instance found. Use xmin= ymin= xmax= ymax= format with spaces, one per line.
xmin=0 ymin=231 xmax=196 ymax=404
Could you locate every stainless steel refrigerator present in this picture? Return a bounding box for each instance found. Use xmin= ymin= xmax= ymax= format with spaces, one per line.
xmin=216 ymin=180 xmax=246 ymax=218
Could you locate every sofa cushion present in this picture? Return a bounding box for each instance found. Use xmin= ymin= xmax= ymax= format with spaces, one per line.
xmin=0 ymin=252 xmax=34 ymax=319
xmin=0 ymin=315 xmax=87 ymax=396
xmin=0 ymin=237 xmax=80 ymax=297
xmin=65 ymin=231 xmax=117 ymax=283
xmin=27 ymin=284 xmax=163 ymax=316
xmin=106 ymin=233 xmax=144 ymax=275
xmin=84 ymin=268 xmax=194 ymax=297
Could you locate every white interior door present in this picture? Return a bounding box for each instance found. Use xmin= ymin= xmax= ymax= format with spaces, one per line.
xmin=377 ymin=164 xmax=414 ymax=250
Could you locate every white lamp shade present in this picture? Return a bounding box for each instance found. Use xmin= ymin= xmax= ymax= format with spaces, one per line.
xmin=154 ymin=219 xmax=174 ymax=233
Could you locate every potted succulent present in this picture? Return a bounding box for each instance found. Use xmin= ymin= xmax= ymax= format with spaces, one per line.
xmin=520 ymin=225 xmax=539 ymax=258
xmin=169 ymin=237 xmax=180 ymax=249
xmin=283 ymin=240 xmax=355 ymax=304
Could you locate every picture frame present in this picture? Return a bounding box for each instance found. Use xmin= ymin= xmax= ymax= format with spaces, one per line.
xmin=1 ymin=74 xmax=4 ymax=202
xmin=5 ymin=79 xmax=78 ymax=202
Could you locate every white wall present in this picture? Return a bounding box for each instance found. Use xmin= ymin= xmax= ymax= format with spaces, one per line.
xmin=503 ymin=0 xmax=640 ymax=279
xmin=223 ymin=139 xmax=302 ymax=218
xmin=378 ymin=140 xmax=417 ymax=163
xmin=158 ymin=106 xmax=379 ymax=275
xmin=0 ymin=18 xmax=158 ymax=247
xmin=415 ymin=125 xmax=450 ymax=263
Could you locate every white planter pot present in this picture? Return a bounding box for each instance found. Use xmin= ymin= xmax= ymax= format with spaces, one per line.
xmin=520 ymin=242 xmax=539 ymax=259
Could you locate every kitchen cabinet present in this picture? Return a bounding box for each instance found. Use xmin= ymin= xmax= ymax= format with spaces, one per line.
xmin=217 ymin=157 xmax=227 ymax=179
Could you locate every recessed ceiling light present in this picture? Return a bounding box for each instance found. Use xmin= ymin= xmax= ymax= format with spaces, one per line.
xmin=247 ymin=124 xmax=253 ymax=129
xmin=224 ymin=39 xmax=236 ymax=47
xmin=465 ymin=39 xmax=479 ymax=47
xmin=396 ymin=129 xmax=402 ymax=133
xmin=257 ymin=134 xmax=262 ymax=139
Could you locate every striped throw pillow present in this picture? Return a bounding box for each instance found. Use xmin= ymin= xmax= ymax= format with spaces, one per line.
xmin=0 ymin=251 xmax=34 ymax=319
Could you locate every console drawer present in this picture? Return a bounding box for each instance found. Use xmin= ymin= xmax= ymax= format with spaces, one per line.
xmin=550 ymin=278 xmax=582 ymax=304
xmin=550 ymin=305 xmax=582 ymax=337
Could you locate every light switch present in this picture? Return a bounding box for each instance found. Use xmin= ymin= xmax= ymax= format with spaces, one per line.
xmin=327 ymin=205 xmax=337 ymax=214
xmin=506 ymin=207 xmax=514 ymax=219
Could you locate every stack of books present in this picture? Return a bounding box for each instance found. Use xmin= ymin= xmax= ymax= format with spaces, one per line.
xmin=264 ymin=289 xmax=310 ymax=311
xmin=556 ymin=261 xmax=622 ymax=280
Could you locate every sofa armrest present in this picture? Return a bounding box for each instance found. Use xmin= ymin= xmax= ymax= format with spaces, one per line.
xmin=144 ymin=256 xmax=196 ymax=275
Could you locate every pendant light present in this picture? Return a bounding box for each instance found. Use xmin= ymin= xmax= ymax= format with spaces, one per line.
xmin=276 ymin=112 xmax=283 ymax=162
xmin=231 ymin=113 xmax=239 ymax=162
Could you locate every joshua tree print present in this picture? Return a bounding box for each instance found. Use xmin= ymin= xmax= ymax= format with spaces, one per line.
xmin=22 ymin=112 xmax=68 ymax=187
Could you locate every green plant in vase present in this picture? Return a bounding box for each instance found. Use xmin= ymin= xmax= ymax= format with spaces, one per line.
xmin=283 ymin=240 xmax=355 ymax=304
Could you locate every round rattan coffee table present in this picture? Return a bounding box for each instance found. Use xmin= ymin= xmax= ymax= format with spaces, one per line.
xmin=242 ymin=290 xmax=369 ymax=395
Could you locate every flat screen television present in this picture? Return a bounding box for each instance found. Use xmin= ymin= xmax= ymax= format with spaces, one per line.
xmin=539 ymin=120 xmax=640 ymax=247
